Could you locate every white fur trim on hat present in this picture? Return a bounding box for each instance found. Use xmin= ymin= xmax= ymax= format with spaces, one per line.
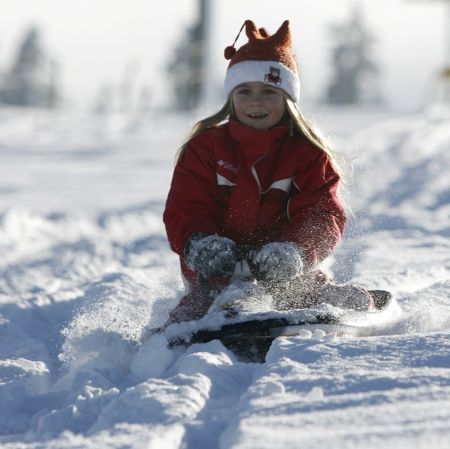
xmin=224 ymin=60 xmax=300 ymax=102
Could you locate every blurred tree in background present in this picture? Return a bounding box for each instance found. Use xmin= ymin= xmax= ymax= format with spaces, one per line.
xmin=167 ymin=0 xmax=212 ymax=111
xmin=90 ymin=59 xmax=153 ymax=124
xmin=325 ymin=6 xmax=382 ymax=105
xmin=167 ymin=23 xmax=202 ymax=111
xmin=0 ymin=25 xmax=61 ymax=108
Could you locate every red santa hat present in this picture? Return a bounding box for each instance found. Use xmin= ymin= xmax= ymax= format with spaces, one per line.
xmin=224 ymin=20 xmax=300 ymax=103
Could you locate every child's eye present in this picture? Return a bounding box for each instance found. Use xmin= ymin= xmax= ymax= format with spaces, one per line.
xmin=236 ymin=88 xmax=250 ymax=95
xmin=263 ymin=89 xmax=277 ymax=95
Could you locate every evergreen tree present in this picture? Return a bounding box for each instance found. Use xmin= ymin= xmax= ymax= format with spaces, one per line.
xmin=0 ymin=26 xmax=61 ymax=108
xmin=166 ymin=23 xmax=203 ymax=110
xmin=166 ymin=0 xmax=213 ymax=110
xmin=325 ymin=6 xmax=382 ymax=105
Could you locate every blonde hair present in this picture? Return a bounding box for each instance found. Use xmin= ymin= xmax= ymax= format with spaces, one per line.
xmin=284 ymin=97 xmax=348 ymax=185
xmin=175 ymin=98 xmax=234 ymax=163
xmin=175 ymin=94 xmax=347 ymax=184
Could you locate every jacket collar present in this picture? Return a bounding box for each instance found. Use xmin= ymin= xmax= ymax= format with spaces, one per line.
xmin=227 ymin=120 xmax=288 ymax=160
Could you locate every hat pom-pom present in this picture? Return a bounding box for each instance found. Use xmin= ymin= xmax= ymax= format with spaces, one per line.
xmin=224 ymin=46 xmax=236 ymax=60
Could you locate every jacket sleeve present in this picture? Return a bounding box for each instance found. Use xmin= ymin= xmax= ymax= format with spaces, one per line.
xmin=281 ymin=151 xmax=346 ymax=267
xmin=163 ymin=135 xmax=221 ymax=255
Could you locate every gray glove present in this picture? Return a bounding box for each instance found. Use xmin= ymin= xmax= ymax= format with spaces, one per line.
xmin=185 ymin=233 xmax=237 ymax=279
xmin=251 ymin=242 xmax=304 ymax=282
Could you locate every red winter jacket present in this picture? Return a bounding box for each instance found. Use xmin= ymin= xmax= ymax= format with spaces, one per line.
xmin=163 ymin=120 xmax=346 ymax=284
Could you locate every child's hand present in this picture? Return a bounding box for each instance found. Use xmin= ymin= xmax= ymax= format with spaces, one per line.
xmin=185 ymin=233 xmax=237 ymax=279
xmin=251 ymin=242 xmax=304 ymax=282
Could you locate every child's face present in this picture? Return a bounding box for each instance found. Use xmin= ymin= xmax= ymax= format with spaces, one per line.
xmin=231 ymin=82 xmax=285 ymax=129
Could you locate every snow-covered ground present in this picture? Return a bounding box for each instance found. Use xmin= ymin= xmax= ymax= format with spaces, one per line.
xmin=0 ymin=105 xmax=449 ymax=448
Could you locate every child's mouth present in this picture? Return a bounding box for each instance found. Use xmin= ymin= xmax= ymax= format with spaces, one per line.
xmin=247 ymin=113 xmax=268 ymax=120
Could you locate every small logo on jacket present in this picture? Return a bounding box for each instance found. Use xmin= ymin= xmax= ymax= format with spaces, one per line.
xmin=218 ymin=160 xmax=238 ymax=174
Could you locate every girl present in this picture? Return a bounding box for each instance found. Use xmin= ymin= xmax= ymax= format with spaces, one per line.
xmin=163 ymin=20 xmax=375 ymax=324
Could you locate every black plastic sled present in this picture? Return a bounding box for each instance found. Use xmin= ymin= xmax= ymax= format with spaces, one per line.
xmin=166 ymin=290 xmax=396 ymax=363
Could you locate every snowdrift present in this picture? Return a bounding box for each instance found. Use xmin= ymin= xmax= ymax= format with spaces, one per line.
xmin=0 ymin=108 xmax=449 ymax=448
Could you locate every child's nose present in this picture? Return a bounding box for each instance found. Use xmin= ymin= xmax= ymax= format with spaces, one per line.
xmin=249 ymin=93 xmax=263 ymax=103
